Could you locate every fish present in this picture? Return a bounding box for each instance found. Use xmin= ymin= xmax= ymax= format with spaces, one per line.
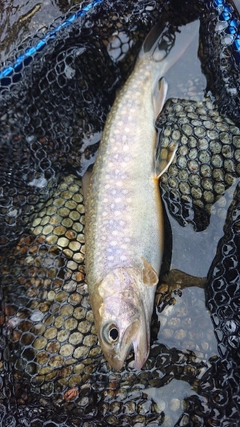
xmin=83 ymin=18 xmax=198 ymax=371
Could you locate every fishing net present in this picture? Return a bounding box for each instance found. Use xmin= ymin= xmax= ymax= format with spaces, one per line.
xmin=0 ymin=0 xmax=240 ymax=426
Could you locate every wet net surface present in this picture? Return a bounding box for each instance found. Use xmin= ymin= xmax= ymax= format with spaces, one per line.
xmin=0 ymin=0 xmax=240 ymax=426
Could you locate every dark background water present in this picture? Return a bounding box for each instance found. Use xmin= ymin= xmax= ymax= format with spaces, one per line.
xmin=1 ymin=0 xmax=239 ymax=62
xmin=235 ymin=0 xmax=240 ymax=12
xmin=0 ymin=2 xmax=239 ymax=425
xmin=0 ymin=0 xmax=80 ymax=62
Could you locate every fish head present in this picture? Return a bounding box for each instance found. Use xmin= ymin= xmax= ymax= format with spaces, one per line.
xmin=90 ymin=261 xmax=158 ymax=370
xmin=99 ymin=290 xmax=147 ymax=371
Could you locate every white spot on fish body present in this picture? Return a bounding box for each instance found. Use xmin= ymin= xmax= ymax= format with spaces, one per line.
xmin=120 ymin=244 xmax=128 ymax=250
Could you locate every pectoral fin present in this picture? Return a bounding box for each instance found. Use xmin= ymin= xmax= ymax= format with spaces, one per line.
xmin=142 ymin=257 xmax=159 ymax=287
xmin=82 ymin=169 xmax=92 ymax=201
xmin=153 ymin=77 xmax=168 ymax=120
xmin=155 ymin=140 xmax=178 ymax=179
xmin=162 ymin=269 xmax=207 ymax=290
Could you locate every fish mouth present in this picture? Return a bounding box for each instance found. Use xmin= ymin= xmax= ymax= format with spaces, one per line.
xmin=131 ymin=335 xmax=149 ymax=370
xmin=102 ymin=320 xmax=149 ymax=371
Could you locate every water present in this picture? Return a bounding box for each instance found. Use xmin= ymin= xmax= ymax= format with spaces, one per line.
xmin=0 ymin=0 xmax=66 ymax=62
xmin=0 ymin=1 xmax=239 ymax=426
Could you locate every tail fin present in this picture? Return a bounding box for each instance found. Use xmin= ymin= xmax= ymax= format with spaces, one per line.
xmin=138 ymin=18 xmax=199 ymax=75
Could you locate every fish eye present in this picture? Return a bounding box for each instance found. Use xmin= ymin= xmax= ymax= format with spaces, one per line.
xmin=109 ymin=327 xmax=119 ymax=341
xmin=102 ymin=323 xmax=119 ymax=345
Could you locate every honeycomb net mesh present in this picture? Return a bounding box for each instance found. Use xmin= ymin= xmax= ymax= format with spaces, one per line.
xmin=0 ymin=0 xmax=240 ymax=426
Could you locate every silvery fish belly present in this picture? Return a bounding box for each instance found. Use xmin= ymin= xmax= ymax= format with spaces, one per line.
xmin=84 ymin=19 xmax=197 ymax=370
